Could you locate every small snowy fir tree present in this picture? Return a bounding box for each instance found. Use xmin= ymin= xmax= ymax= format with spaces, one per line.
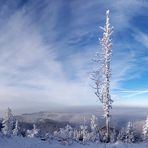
xmin=90 ymin=10 xmax=113 ymax=142
xmin=13 ymin=120 xmax=19 ymax=136
xmin=27 ymin=124 xmax=39 ymax=138
xmin=90 ymin=115 xmax=99 ymax=142
xmin=142 ymin=116 xmax=148 ymax=141
xmin=2 ymin=108 xmax=14 ymax=137
xmin=125 ymin=122 xmax=135 ymax=143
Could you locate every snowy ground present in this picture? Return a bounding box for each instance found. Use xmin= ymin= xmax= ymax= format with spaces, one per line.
xmin=0 ymin=137 xmax=148 ymax=148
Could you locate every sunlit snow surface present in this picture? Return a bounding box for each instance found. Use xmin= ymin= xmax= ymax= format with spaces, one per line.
xmin=0 ymin=137 xmax=148 ymax=148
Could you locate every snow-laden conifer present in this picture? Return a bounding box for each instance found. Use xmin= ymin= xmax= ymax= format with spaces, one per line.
xmin=13 ymin=120 xmax=19 ymax=136
xmin=2 ymin=108 xmax=14 ymax=137
xmin=125 ymin=122 xmax=135 ymax=143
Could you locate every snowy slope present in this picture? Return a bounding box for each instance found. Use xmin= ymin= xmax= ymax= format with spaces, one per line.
xmin=0 ymin=137 xmax=148 ymax=148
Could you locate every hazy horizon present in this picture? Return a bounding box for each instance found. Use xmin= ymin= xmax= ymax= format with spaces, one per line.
xmin=0 ymin=105 xmax=148 ymax=117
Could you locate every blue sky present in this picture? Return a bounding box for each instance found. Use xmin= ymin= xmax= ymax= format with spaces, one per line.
xmin=0 ymin=0 xmax=148 ymax=113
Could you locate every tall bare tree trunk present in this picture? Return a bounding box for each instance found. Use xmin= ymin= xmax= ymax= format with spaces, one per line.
xmin=90 ymin=10 xmax=113 ymax=143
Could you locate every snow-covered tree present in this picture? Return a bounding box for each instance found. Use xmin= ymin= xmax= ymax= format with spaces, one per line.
xmin=73 ymin=129 xmax=80 ymax=141
xmin=2 ymin=108 xmax=14 ymax=137
xmin=64 ymin=124 xmax=73 ymax=141
xmin=142 ymin=116 xmax=148 ymax=141
xmin=54 ymin=124 xmax=74 ymax=145
xmin=90 ymin=115 xmax=98 ymax=132
xmin=125 ymin=122 xmax=135 ymax=143
xmin=27 ymin=124 xmax=39 ymax=138
xmin=110 ymin=127 xmax=116 ymax=143
xmin=79 ymin=125 xmax=90 ymax=144
xmin=90 ymin=115 xmax=99 ymax=142
xmin=90 ymin=10 xmax=113 ymax=142
xmin=117 ymin=128 xmax=126 ymax=142
xmin=13 ymin=120 xmax=19 ymax=136
xmin=71 ymin=125 xmax=90 ymax=144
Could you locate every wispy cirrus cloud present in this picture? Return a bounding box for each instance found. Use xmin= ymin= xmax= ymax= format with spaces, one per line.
xmin=134 ymin=31 xmax=148 ymax=48
xmin=119 ymin=90 xmax=148 ymax=98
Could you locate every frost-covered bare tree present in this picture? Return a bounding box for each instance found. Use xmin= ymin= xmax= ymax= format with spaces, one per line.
xmin=90 ymin=10 xmax=113 ymax=142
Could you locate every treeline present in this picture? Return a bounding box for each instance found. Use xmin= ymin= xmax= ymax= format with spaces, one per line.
xmin=0 ymin=108 xmax=148 ymax=145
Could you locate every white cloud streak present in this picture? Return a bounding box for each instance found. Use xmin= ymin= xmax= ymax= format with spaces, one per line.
xmin=120 ymin=90 xmax=148 ymax=98
xmin=134 ymin=31 xmax=148 ymax=48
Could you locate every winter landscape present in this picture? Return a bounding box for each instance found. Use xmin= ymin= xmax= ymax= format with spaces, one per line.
xmin=0 ymin=0 xmax=148 ymax=148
